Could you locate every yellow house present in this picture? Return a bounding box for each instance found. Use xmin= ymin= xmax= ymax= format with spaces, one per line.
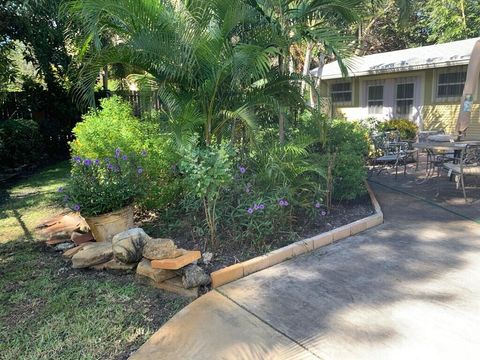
xmin=312 ymin=37 xmax=480 ymax=139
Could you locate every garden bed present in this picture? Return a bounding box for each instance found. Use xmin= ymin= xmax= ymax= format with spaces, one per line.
xmin=137 ymin=194 xmax=375 ymax=274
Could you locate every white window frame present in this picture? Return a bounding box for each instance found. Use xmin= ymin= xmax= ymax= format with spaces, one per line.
xmin=330 ymin=81 xmax=352 ymax=105
xmin=367 ymin=84 xmax=384 ymax=115
xmin=395 ymin=82 xmax=414 ymax=117
xmin=435 ymin=68 xmax=467 ymax=102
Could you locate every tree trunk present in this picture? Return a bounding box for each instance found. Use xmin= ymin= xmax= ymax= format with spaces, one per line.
xmin=301 ymin=42 xmax=313 ymax=96
xmin=310 ymin=53 xmax=325 ymax=108
xmin=102 ymin=65 xmax=109 ymax=92
xmin=278 ymin=53 xmax=287 ymax=144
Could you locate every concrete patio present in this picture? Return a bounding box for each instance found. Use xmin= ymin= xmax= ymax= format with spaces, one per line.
xmin=130 ymin=180 xmax=480 ymax=359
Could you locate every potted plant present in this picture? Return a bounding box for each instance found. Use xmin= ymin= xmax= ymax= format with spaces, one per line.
xmin=60 ymin=148 xmax=146 ymax=241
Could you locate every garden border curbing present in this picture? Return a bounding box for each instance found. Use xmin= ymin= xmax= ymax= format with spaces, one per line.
xmin=211 ymin=181 xmax=383 ymax=288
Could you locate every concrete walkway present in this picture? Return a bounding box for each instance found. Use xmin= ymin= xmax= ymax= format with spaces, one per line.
xmin=131 ymin=183 xmax=480 ymax=360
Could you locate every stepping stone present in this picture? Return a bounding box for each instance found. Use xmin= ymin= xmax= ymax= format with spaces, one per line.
xmin=151 ymin=251 xmax=201 ymax=270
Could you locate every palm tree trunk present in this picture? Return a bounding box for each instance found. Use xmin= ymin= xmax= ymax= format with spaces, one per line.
xmin=278 ymin=53 xmax=287 ymax=144
xmin=310 ymin=53 xmax=325 ymax=108
xmin=301 ymin=42 xmax=313 ymax=96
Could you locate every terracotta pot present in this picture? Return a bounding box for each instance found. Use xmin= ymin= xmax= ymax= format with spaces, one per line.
xmin=84 ymin=206 xmax=134 ymax=242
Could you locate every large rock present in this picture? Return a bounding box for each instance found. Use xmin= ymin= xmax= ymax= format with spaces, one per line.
xmin=112 ymin=228 xmax=150 ymax=263
xmin=71 ymin=242 xmax=113 ymax=268
xmin=142 ymin=238 xmax=177 ymax=260
xmin=181 ymin=264 xmax=211 ymax=289
xmin=136 ymin=258 xmax=177 ymax=283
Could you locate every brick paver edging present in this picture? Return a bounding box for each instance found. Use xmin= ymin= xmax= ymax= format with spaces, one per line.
xmin=211 ymin=181 xmax=383 ymax=288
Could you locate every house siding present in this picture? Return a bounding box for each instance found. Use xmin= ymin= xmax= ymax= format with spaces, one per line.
xmin=322 ymin=66 xmax=480 ymax=139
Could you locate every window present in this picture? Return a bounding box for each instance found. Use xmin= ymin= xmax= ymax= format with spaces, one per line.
xmin=437 ymin=71 xmax=466 ymax=99
xmin=330 ymin=82 xmax=352 ymax=103
xmin=368 ymin=85 xmax=383 ymax=114
xmin=396 ymin=83 xmax=414 ymax=116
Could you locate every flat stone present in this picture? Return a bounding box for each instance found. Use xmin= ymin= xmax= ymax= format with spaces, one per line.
xmin=62 ymin=242 xmax=93 ymax=259
xmin=181 ymin=264 xmax=211 ymax=288
xmin=71 ymin=231 xmax=94 ymax=245
xmin=136 ymin=258 xmax=177 ymax=283
xmin=45 ymin=238 xmax=69 ymax=246
xmin=143 ymin=276 xmax=199 ymax=298
xmin=151 ymin=251 xmax=201 ymax=270
xmin=142 ymin=238 xmax=177 ymax=260
xmin=91 ymin=259 xmax=137 ymax=271
xmin=112 ymin=228 xmax=150 ymax=263
xmin=54 ymin=242 xmax=75 ymax=252
xmin=71 ymin=241 xmax=113 ymax=268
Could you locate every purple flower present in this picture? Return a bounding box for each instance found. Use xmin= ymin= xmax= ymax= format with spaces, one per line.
xmin=141 ymin=149 xmax=147 ymax=157
xmin=105 ymin=157 xmax=110 ymax=163
xmin=94 ymin=159 xmax=100 ymax=165
xmin=63 ymin=195 xmax=69 ymax=202
xmin=113 ymin=166 xmax=120 ymax=172
xmin=107 ymin=164 xmax=114 ymax=171
xmin=83 ymin=159 xmax=92 ymax=166
xmin=278 ymin=199 xmax=289 ymax=207
xmin=57 ymin=187 xmax=64 ymax=192
xmin=137 ymin=167 xmax=144 ymax=174
xmin=321 ymin=210 xmax=327 ymax=216
xmin=73 ymin=156 xmax=81 ymax=163
xmin=258 ymin=204 xmax=265 ymax=210
xmin=122 ymin=154 xmax=128 ymax=161
xmin=247 ymin=208 xmax=254 ymax=214
xmin=284 ymin=200 xmax=289 ymax=206
xmin=73 ymin=204 xmax=81 ymax=212
xmin=239 ymin=166 xmax=246 ymax=174
xmin=254 ymin=203 xmax=260 ymax=210
xmin=115 ymin=148 xmax=121 ymax=158
xmin=315 ymin=202 xmax=321 ymax=209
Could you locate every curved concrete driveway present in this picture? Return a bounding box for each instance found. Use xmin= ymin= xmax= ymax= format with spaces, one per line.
xmin=131 ymin=183 xmax=480 ymax=359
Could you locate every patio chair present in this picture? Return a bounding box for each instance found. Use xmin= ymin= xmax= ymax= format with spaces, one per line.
xmin=370 ymin=132 xmax=408 ymax=179
xmin=442 ymin=144 xmax=480 ymax=201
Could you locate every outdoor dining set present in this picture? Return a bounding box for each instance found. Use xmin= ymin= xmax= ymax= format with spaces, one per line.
xmin=369 ymin=130 xmax=480 ymax=201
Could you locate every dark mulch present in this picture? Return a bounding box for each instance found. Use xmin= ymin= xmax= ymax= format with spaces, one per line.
xmin=137 ymin=194 xmax=374 ymax=273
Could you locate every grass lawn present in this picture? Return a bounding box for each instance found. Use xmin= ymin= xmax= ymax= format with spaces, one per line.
xmin=0 ymin=162 xmax=189 ymax=359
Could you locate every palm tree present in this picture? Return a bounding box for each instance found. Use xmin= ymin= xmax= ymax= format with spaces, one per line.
xmin=252 ymin=0 xmax=363 ymax=142
xmin=66 ymin=0 xmax=305 ymax=146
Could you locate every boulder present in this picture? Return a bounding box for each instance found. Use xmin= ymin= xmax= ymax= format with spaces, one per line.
xmin=202 ymin=252 xmax=213 ymax=265
xmin=136 ymin=258 xmax=177 ymax=282
xmin=71 ymin=242 xmax=113 ymax=268
xmin=181 ymin=264 xmax=211 ymax=289
xmin=112 ymin=228 xmax=150 ymax=263
xmin=71 ymin=231 xmax=94 ymax=245
xmin=142 ymin=238 xmax=177 ymax=260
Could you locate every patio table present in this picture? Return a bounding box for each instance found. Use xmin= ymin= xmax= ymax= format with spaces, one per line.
xmin=412 ymin=141 xmax=480 ymax=183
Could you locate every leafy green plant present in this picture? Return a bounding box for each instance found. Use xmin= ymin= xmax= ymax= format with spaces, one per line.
xmin=70 ymin=96 xmax=180 ymax=209
xmin=61 ymin=149 xmax=146 ymax=217
xmin=377 ymin=119 xmax=419 ymax=140
xmin=179 ymin=139 xmax=234 ymax=248
xmin=0 ymin=119 xmax=43 ymax=168
xmin=325 ymin=119 xmax=369 ymax=201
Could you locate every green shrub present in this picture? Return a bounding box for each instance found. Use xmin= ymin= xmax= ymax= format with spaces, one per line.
xmin=377 ymin=119 xmax=418 ymax=140
xmin=179 ymin=139 xmax=234 ymax=247
xmin=70 ymin=96 xmax=180 ymax=209
xmin=62 ymin=149 xmax=146 ymax=217
xmin=0 ymin=119 xmax=43 ymax=168
xmin=325 ymin=119 xmax=368 ymax=201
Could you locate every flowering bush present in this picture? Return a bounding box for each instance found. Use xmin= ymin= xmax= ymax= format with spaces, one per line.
xmin=70 ymin=96 xmax=180 ymax=209
xmin=60 ymin=148 xmax=146 ymax=217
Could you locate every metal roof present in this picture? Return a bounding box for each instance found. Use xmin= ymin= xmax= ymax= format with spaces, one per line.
xmin=311 ymin=37 xmax=480 ymax=80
